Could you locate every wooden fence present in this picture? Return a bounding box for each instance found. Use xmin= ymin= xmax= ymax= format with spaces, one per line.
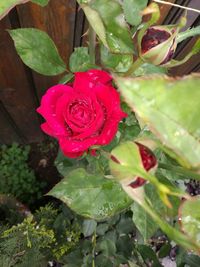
xmin=0 ymin=0 xmax=200 ymax=144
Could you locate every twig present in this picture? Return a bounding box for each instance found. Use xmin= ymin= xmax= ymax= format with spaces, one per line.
xmin=89 ymin=25 xmax=96 ymax=65
xmin=153 ymin=0 xmax=200 ymax=14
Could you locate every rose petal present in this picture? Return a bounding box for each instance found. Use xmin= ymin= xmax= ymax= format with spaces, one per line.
xmin=73 ymin=69 xmax=112 ymax=94
xmin=59 ymin=136 xmax=98 ymax=155
xmin=97 ymin=117 xmax=121 ymax=145
xmin=40 ymin=122 xmax=55 ymax=137
xmin=37 ymin=84 xmax=73 ymax=136
xmin=92 ymin=84 xmax=126 ymax=117
xmin=61 ymin=150 xmax=84 ymax=158
xmin=87 ymin=69 xmax=112 ymax=84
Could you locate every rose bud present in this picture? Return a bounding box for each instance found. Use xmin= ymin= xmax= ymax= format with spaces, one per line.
xmin=139 ymin=26 xmax=177 ymax=66
xmin=129 ymin=142 xmax=157 ymax=189
xmin=110 ymin=142 xmax=157 ymax=189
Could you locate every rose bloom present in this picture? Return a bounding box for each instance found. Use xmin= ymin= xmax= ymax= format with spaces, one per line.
xmin=37 ymin=69 xmax=126 ymax=158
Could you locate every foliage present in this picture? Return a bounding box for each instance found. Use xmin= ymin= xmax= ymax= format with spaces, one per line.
xmin=0 ymin=216 xmax=54 ymax=267
xmin=0 ymin=143 xmax=44 ymax=205
xmin=69 ymin=47 xmax=97 ymax=72
xmin=48 ymin=167 xmax=133 ymax=220
xmin=63 ymin=210 xmax=137 ymax=267
xmin=0 ymin=204 xmax=81 ymax=266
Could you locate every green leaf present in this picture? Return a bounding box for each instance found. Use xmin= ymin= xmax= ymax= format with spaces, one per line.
xmin=59 ymin=73 xmax=74 ymax=84
xmin=115 ymin=75 xmax=200 ymax=168
xmin=134 ymin=63 xmax=167 ymax=76
xmin=132 ymin=183 xmax=167 ymax=242
xmin=80 ymin=4 xmax=108 ymax=48
xmin=132 ymin=202 xmax=157 ymax=242
xmin=116 ymin=215 xmax=135 ymax=234
xmin=98 ymin=239 xmax=116 ymax=256
xmin=179 ymin=197 xmax=200 ymax=247
xmin=96 ymin=223 xmax=109 ymax=235
xmin=0 ymin=0 xmax=29 ymax=20
xmin=132 ymin=183 xmax=167 ymax=241
xmin=82 ymin=219 xmax=97 ymax=237
xmin=185 ymin=254 xmax=200 ymax=267
xmin=100 ymin=45 xmax=133 ymax=72
xmin=54 ymin=149 xmax=87 ymax=177
xmin=88 ymin=0 xmax=133 ymax=54
xmin=137 ymin=244 xmax=163 ymax=267
xmin=123 ymin=0 xmax=148 ymax=26
xmin=48 ymin=168 xmax=132 ymax=220
xmin=69 ymin=47 xmax=97 ymax=73
xmin=158 ymin=243 xmax=171 ymax=258
xmin=9 ymin=28 xmax=66 ymax=76
xmin=116 ymin=235 xmax=133 ymax=259
xmin=31 ymin=0 xmax=49 ymax=6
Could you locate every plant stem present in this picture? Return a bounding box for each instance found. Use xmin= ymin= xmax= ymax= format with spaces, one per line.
xmin=124 ymin=58 xmax=143 ymax=76
xmin=177 ymin=26 xmax=200 ymax=43
xmin=89 ymin=25 xmax=96 ymax=65
xmin=92 ymin=231 xmax=96 ymax=267
xmin=159 ymin=163 xmax=200 ymax=181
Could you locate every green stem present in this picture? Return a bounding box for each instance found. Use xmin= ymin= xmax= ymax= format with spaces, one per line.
xmin=159 ymin=163 xmax=200 ymax=181
xmin=177 ymin=26 xmax=200 ymax=43
xmin=89 ymin=25 xmax=96 ymax=65
xmin=141 ymin=201 xmax=199 ymax=252
xmin=92 ymin=230 xmax=96 ymax=267
xmin=124 ymin=58 xmax=143 ymax=76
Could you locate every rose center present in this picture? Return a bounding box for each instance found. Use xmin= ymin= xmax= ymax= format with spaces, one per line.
xmin=71 ymin=104 xmax=91 ymax=124
xmin=67 ymin=100 xmax=94 ymax=129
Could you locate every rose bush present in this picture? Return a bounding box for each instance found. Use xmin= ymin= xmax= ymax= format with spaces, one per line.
xmin=37 ymin=69 xmax=126 ymax=158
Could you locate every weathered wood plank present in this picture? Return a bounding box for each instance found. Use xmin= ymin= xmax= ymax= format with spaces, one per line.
xmin=0 ymin=16 xmax=43 ymax=143
xmin=0 ymin=101 xmax=21 ymax=144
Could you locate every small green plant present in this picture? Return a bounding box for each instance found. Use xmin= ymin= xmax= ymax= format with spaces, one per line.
xmin=0 ymin=204 xmax=81 ymax=267
xmin=0 ymin=215 xmax=55 ymax=267
xmin=0 ymin=143 xmax=45 ymax=204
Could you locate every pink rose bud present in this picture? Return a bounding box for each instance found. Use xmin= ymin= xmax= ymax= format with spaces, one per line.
xmin=129 ymin=143 xmax=157 ymax=189
xmin=139 ymin=26 xmax=177 ymax=66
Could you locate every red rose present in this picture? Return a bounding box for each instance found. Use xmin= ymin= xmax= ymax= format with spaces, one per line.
xmin=37 ymin=69 xmax=126 ymax=158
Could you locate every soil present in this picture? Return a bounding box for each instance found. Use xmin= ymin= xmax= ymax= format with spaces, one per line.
xmin=29 ymin=138 xmax=60 ymax=189
xmin=28 ymin=137 xmax=62 ymax=209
